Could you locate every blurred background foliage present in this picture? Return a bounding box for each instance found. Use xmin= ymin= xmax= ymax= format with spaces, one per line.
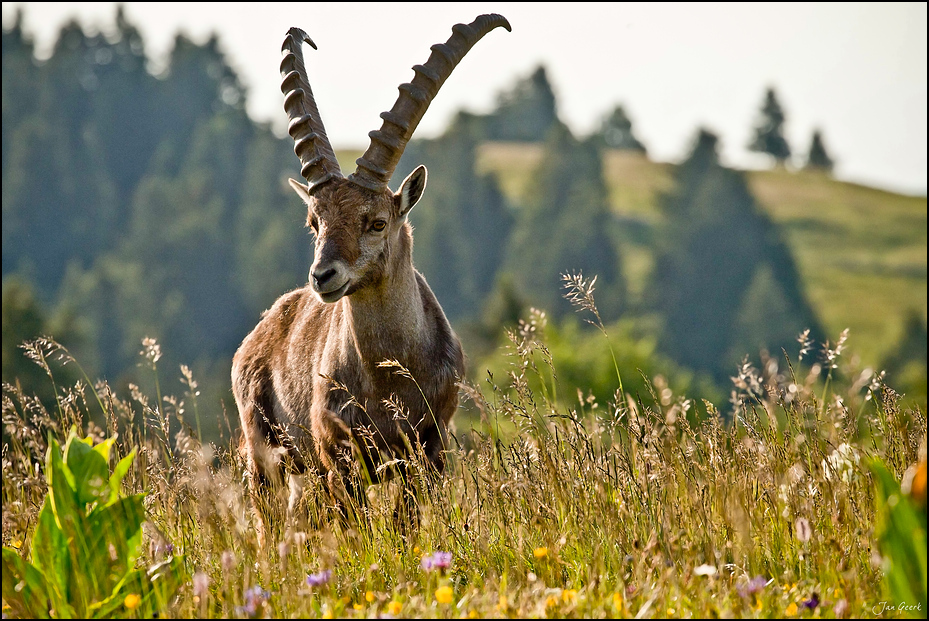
xmin=2 ymin=8 xmax=926 ymax=438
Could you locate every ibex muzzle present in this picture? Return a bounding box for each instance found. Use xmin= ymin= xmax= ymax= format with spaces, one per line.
xmin=232 ymin=14 xmax=510 ymax=544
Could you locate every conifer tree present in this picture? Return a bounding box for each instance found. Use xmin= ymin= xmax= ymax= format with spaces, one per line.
xmin=804 ymin=129 xmax=835 ymax=173
xmin=654 ymin=128 xmax=822 ymax=379
xmin=486 ymin=65 xmax=560 ymax=142
xmin=748 ymin=87 xmax=791 ymax=166
xmin=593 ymin=104 xmax=647 ymax=153
xmin=2 ymin=8 xmax=37 ymax=167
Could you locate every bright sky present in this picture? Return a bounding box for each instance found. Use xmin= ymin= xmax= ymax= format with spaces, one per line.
xmin=3 ymin=2 xmax=927 ymax=196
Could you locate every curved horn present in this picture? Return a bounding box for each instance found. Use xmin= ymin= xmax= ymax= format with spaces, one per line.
xmin=280 ymin=27 xmax=343 ymax=191
xmin=348 ymin=14 xmax=511 ymax=192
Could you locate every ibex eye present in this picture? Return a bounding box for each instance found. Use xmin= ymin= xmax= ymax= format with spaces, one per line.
xmin=370 ymin=220 xmax=387 ymax=232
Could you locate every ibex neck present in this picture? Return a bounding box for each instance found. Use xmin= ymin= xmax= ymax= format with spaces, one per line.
xmin=341 ymin=260 xmax=426 ymax=362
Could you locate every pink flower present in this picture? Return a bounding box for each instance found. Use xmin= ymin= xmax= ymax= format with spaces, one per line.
xmin=421 ymin=551 xmax=452 ymax=571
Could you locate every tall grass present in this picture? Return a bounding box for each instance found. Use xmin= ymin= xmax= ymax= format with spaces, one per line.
xmin=2 ymin=285 xmax=925 ymax=618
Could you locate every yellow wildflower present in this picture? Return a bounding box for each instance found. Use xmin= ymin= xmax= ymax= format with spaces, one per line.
xmin=612 ymin=591 xmax=623 ymax=609
xmin=124 ymin=593 xmax=141 ymax=610
xmin=496 ymin=594 xmax=508 ymax=611
xmin=387 ymin=601 xmax=402 ymax=615
xmin=786 ymin=602 xmax=799 ymax=615
xmin=365 ymin=591 xmax=376 ymax=603
xmin=562 ymin=589 xmax=578 ymax=603
xmin=322 ymin=609 xmax=334 ymax=619
xmin=533 ymin=546 xmax=549 ymax=559
xmin=546 ymin=595 xmax=558 ymax=608
xmin=435 ymin=585 xmax=454 ymax=604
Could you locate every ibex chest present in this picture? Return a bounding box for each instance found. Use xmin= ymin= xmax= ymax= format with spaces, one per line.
xmin=318 ymin=351 xmax=444 ymax=444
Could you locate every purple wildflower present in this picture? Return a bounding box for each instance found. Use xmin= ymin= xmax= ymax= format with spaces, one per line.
xmin=420 ymin=551 xmax=453 ymax=572
xmin=306 ymin=569 xmax=333 ymax=587
xmin=236 ymin=586 xmax=270 ymax=617
xmin=152 ymin=540 xmax=174 ymax=559
xmin=737 ymin=575 xmax=768 ymax=598
xmin=802 ymin=592 xmax=820 ymax=610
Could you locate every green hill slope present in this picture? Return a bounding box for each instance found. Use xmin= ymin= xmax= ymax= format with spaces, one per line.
xmin=474 ymin=143 xmax=927 ymax=368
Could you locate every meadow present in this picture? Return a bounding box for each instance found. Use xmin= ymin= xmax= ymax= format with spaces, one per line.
xmin=2 ymin=282 xmax=925 ymax=618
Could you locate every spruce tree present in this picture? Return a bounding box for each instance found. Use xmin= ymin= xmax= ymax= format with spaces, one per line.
xmin=486 ymin=65 xmax=560 ymax=142
xmin=804 ymin=129 xmax=834 ymax=173
xmin=2 ymin=8 xmax=38 ymax=168
xmin=593 ymin=104 xmax=647 ymax=153
xmin=748 ymin=87 xmax=791 ymax=166
xmin=653 ymin=128 xmax=822 ymax=379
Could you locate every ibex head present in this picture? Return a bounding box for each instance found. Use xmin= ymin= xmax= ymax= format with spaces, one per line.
xmin=280 ymin=15 xmax=511 ymax=303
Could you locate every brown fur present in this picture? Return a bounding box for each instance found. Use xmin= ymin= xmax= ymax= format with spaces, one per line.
xmin=232 ymin=172 xmax=464 ymax=543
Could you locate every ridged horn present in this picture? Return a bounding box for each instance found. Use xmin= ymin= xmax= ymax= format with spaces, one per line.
xmin=348 ymin=14 xmax=511 ymax=192
xmin=280 ymin=27 xmax=343 ymax=192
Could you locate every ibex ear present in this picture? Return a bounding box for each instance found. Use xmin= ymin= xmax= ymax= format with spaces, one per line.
xmin=288 ymin=178 xmax=313 ymax=206
xmin=397 ymin=165 xmax=427 ymax=218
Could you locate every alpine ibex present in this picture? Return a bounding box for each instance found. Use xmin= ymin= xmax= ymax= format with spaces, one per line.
xmin=232 ymin=14 xmax=511 ymax=542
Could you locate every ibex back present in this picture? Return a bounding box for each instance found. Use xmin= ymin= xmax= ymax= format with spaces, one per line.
xmin=232 ymin=14 xmax=511 ymax=543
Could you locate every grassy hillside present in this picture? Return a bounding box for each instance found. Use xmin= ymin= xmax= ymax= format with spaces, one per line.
xmin=475 ymin=143 xmax=928 ymax=368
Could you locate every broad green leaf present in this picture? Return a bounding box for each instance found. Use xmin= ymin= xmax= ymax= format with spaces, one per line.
xmin=2 ymin=546 xmax=58 ymax=618
xmin=46 ymin=437 xmax=77 ymax=507
xmin=64 ymin=431 xmax=111 ymax=507
xmin=48 ymin=435 xmax=95 ymax=615
xmin=82 ymin=495 xmax=147 ymax=594
xmin=29 ymin=498 xmax=71 ymax=608
xmin=88 ymin=557 xmax=186 ymax=619
xmin=90 ymin=435 xmax=116 ymax=464
xmin=8 ymin=431 xmax=182 ymax=619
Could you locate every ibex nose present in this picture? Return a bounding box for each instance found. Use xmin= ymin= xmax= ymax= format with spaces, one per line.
xmin=312 ymin=266 xmax=338 ymax=290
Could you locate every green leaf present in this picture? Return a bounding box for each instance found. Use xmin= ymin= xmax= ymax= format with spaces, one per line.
xmin=46 ymin=437 xmax=77 ymax=508
xmin=107 ymin=449 xmax=136 ymax=505
xmin=47 ymin=435 xmax=95 ymax=615
xmin=29 ymin=498 xmax=71 ymax=609
xmin=91 ymin=435 xmax=116 ymax=463
xmin=88 ymin=556 xmax=187 ymax=619
xmin=82 ymin=495 xmax=147 ymax=594
xmin=64 ymin=429 xmax=111 ymax=507
xmin=871 ymin=459 xmax=929 ymax=617
xmin=2 ymin=546 xmax=58 ymax=618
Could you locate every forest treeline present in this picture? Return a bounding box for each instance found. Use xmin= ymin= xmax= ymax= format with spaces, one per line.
xmin=2 ymin=9 xmax=925 ymax=420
